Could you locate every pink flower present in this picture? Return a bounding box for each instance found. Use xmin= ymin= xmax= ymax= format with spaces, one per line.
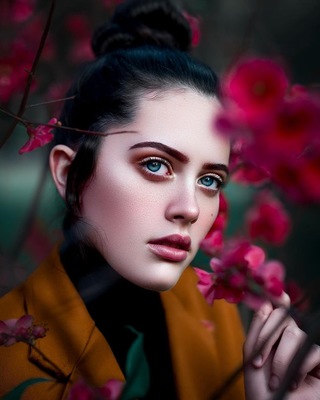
xmin=195 ymin=240 xmax=285 ymax=310
xmin=0 ymin=315 xmax=47 ymax=346
xmin=183 ymin=11 xmax=201 ymax=47
xmin=259 ymin=95 xmax=320 ymax=159
xmin=256 ymin=261 xmax=285 ymax=297
xmin=194 ymin=268 xmax=216 ymax=305
xmin=286 ymin=280 xmax=310 ymax=313
xmin=99 ymin=379 xmax=125 ymax=400
xmin=222 ymin=57 xmax=289 ymax=120
xmin=271 ymin=152 xmax=320 ymax=204
xmin=246 ymin=191 xmax=291 ymax=245
xmin=69 ymin=379 xmax=124 ymax=400
xmin=200 ymin=230 xmax=224 ymax=256
xmin=19 ymin=118 xmax=58 ymax=154
xmin=200 ymin=193 xmax=228 ymax=256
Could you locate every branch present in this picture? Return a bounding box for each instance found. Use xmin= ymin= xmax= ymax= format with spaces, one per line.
xmin=0 ymin=107 xmax=137 ymax=137
xmin=0 ymin=0 xmax=57 ymax=149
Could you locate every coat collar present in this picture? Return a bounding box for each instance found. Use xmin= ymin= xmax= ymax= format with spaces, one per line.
xmin=24 ymin=246 xmax=124 ymax=384
xmin=23 ymin=246 xmax=229 ymax=398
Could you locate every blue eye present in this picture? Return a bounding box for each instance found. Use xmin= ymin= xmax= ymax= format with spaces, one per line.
xmin=139 ymin=157 xmax=172 ymax=178
xmin=198 ymin=174 xmax=223 ymax=191
xmin=146 ymin=160 xmax=162 ymax=172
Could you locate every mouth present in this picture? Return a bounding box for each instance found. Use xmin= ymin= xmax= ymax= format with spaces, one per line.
xmin=147 ymin=234 xmax=191 ymax=262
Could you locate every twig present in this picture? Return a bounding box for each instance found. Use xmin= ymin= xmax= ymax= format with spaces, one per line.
xmin=25 ymin=95 xmax=76 ymax=109
xmin=0 ymin=107 xmax=137 ymax=137
xmin=29 ymin=342 xmax=67 ymax=381
xmin=0 ymin=0 xmax=57 ymax=149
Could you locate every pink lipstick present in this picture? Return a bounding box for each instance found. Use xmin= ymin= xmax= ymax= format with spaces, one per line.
xmin=148 ymin=234 xmax=191 ymax=262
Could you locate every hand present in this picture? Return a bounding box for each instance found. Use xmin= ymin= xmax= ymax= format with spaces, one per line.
xmin=244 ymin=294 xmax=320 ymax=400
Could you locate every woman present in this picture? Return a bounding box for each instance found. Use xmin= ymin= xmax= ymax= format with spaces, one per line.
xmin=1 ymin=1 xmax=320 ymax=399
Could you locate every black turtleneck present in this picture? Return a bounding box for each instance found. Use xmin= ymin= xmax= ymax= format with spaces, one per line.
xmin=60 ymin=242 xmax=177 ymax=399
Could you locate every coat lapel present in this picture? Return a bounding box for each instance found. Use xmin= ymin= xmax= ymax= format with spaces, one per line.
xmin=24 ymin=246 xmax=124 ymax=387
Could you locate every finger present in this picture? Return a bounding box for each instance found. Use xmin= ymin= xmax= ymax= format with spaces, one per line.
xmin=269 ymin=323 xmax=307 ymax=391
xmin=294 ymin=344 xmax=320 ymax=389
xmin=250 ymin=307 xmax=291 ymax=367
xmin=269 ymin=291 xmax=291 ymax=309
xmin=244 ymin=301 xmax=273 ymax=364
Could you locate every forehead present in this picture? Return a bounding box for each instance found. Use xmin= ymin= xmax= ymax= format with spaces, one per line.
xmin=138 ymin=89 xmax=230 ymax=160
xmin=105 ymin=88 xmax=230 ymax=164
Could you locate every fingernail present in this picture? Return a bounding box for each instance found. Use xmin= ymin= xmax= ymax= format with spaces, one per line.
xmin=252 ymin=354 xmax=263 ymax=367
xmin=269 ymin=374 xmax=280 ymax=391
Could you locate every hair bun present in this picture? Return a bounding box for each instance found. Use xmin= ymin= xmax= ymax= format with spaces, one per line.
xmin=92 ymin=0 xmax=192 ymax=57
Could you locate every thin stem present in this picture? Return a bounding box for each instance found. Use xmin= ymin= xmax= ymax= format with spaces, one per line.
xmin=29 ymin=342 xmax=66 ymax=380
xmin=25 ymin=95 xmax=76 ymax=109
xmin=0 ymin=0 xmax=57 ymax=149
xmin=0 ymin=106 xmax=137 ymax=137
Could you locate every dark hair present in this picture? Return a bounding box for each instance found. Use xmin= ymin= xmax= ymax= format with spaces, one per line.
xmin=54 ymin=0 xmax=219 ymax=239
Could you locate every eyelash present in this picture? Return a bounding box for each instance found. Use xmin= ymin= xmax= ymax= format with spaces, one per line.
xmin=138 ymin=157 xmax=173 ymax=180
xmin=197 ymin=174 xmax=224 ymax=193
xmin=138 ymin=156 xmax=225 ymax=192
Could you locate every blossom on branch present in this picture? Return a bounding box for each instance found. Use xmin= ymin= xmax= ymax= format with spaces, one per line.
xmin=222 ymin=57 xmax=289 ymax=121
xmin=216 ymin=56 xmax=320 ymax=203
xmin=200 ymin=192 xmax=228 ymax=255
xmin=19 ymin=117 xmax=58 ymax=154
xmin=195 ymin=240 xmax=285 ymax=310
xmin=245 ymin=190 xmax=292 ymax=245
xmin=0 ymin=315 xmax=47 ymax=346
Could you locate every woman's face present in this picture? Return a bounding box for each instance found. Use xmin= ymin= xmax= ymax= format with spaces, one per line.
xmin=81 ymin=88 xmax=230 ymax=291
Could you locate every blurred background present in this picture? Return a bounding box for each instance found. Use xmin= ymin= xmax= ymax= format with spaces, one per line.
xmin=0 ymin=0 xmax=320 ymax=315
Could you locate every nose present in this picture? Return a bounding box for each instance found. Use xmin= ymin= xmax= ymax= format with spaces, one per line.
xmin=165 ymin=184 xmax=200 ymax=225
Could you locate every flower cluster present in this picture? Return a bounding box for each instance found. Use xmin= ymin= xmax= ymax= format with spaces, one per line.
xmin=195 ymin=240 xmax=285 ymax=310
xmin=217 ymin=57 xmax=320 ymax=203
xmin=200 ymin=192 xmax=228 ymax=256
xmin=68 ymin=379 xmax=124 ymax=400
xmin=245 ymin=190 xmax=291 ymax=245
xmin=0 ymin=315 xmax=47 ymax=346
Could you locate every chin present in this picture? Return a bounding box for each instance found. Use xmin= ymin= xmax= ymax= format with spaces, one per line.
xmin=138 ymin=268 xmax=184 ymax=292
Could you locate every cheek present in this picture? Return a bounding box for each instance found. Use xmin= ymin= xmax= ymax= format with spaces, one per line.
xmin=195 ymin=197 xmax=220 ymax=241
xmin=81 ymin=169 xmax=162 ymax=242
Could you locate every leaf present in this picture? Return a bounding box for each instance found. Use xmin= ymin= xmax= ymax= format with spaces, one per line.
xmin=120 ymin=327 xmax=150 ymax=400
xmin=1 ymin=378 xmax=50 ymax=400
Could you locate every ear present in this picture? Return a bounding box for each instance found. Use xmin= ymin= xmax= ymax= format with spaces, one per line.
xmin=49 ymin=145 xmax=75 ymax=200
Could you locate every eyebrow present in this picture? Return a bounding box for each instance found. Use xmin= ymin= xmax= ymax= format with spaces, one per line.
xmin=203 ymin=163 xmax=229 ymax=177
xmin=129 ymin=141 xmax=189 ymax=163
xmin=129 ymin=141 xmax=229 ymax=176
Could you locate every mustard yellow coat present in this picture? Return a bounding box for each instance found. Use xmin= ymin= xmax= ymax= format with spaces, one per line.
xmin=0 ymin=247 xmax=245 ymax=400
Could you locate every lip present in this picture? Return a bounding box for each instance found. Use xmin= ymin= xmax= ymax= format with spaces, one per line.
xmin=148 ymin=234 xmax=191 ymax=262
